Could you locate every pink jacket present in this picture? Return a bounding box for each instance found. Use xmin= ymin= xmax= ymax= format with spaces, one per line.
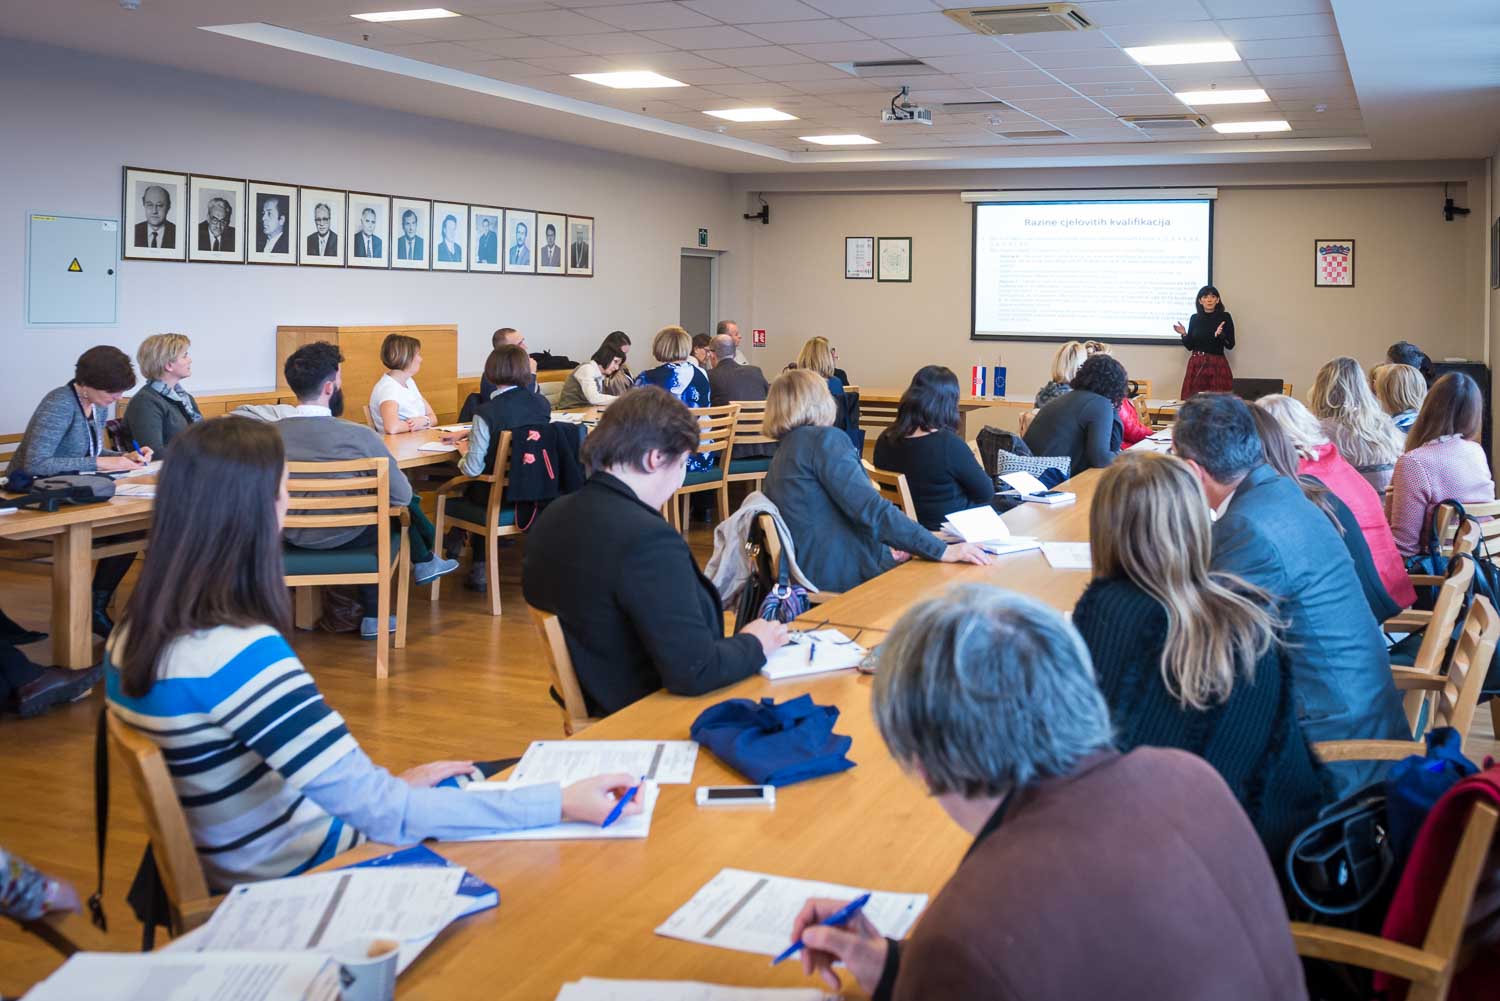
xmin=1386 ymin=436 xmax=1494 ymax=557
xmin=1118 ymin=399 xmax=1151 ymax=447
xmin=1299 ymin=443 xmax=1417 ymax=608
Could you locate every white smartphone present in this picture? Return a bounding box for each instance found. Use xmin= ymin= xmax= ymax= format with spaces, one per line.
xmin=695 ymin=785 xmax=775 ymax=808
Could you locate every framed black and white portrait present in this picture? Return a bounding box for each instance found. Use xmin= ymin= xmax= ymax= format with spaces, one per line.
xmin=565 ymin=215 xmax=594 ymax=277
xmin=347 ymin=192 xmax=390 ymax=269
xmin=122 ymin=167 xmax=188 ymax=262
xmin=186 ymin=174 xmax=245 ymax=264
xmin=504 ymin=209 xmax=537 ymax=274
xmin=246 ymin=181 xmax=298 ymax=266
xmin=432 ymin=201 xmax=468 ymax=272
xmin=299 ymin=187 xmax=346 ymax=267
xmin=536 ymin=212 xmax=566 ymax=275
xmin=391 ymin=197 xmax=430 ymax=271
xmin=470 ymin=205 xmax=503 ymax=273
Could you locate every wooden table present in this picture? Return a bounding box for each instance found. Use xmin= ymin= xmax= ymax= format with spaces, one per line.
xmin=794 ymin=469 xmax=1102 ymax=634
xmin=857 ymin=387 xmax=1032 ymax=439
xmin=318 ymin=639 xmax=970 ymax=1001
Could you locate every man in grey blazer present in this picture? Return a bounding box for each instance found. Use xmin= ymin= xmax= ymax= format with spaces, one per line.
xmin=706 ymin=335 xmax=768 ymax=403
xmin=1174 ymin=393 xmax=1408 ymax=797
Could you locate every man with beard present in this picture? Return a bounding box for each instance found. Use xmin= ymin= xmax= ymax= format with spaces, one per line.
xmin=275 ymin=342 xmax=448 ymax=639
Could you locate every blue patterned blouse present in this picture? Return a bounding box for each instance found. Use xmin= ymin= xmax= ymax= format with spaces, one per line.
xmin=636 ymin=361 xmax=715 ymax=471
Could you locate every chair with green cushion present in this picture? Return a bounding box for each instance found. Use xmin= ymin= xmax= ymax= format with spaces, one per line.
xmin=664 ymin=404 xmax=738 ymax=534
xmin=724 ymin=400 xmax=775 ymax=495
xmin=432 ymin=430 xmax=518 ymax=616
xmin=283 ymin=457 xmax=410 ymax=680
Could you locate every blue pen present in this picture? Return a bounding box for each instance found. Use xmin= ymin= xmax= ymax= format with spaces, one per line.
xmin=771 ymin=892 xmax=872 ymax=966
xmin=600 ymin=777 xmax=644 ymax=829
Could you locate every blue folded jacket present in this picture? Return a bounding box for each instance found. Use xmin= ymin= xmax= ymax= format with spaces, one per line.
xmin=690 ymin=693 xmax=855 ymax=787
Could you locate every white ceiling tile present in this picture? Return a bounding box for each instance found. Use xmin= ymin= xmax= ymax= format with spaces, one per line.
xmin=790 ymin=76 xmax=889 ymax=93
xmin=683 ymin=0 xmax=828 ymax=22
xmin=1101 ymin=23 xmax=1228 ymax=48
xmin=920 ymin=51 xmax=1036 ymax=73
xmin=543 ymin=31 xmax=675 ymax=54
xmin=840 ymin=12 xmax=969 ymax=39
xmin=712 ymin=45 xmax=817 ymax=65
xmin=980 ymin=83 xmax=1088 ymax=101
xmin=1248 ymin=55 xmax=1346 ymax=76
xmin=739 ymin=20 xmax=871 ymax=44
xmin=1096 ymin=95 xmax=1196 ymax=110
xmin=1235 ymin=35 xmax=1345 ymax=60
xmin=1215 ymin=13 xmax=1336 ymax=40
xmin=669 ymin=66 xmax=764 ymax=84
xmin=1162 ymin=72 xmax=1266 ymax=92
xmin=1249 ymin=71 xmax=1352 ymax=87
xmin=1049 ymin=65 xmax=1156 ymax=85
xmin=743 ymin=62 xmax=851 ymax=80
xmin=1201 ymin=0 xmax=1331 ymax=16
xmin=467 ymin=58 xmax=554 ymax=78
xmin=464 ymin=36 xmax=587 ymax=57
xmin=290 ymin=22 xmax=415 ymax=46
xmin=803 ymin=0 xmax=942 ymax=15
xmin=1001 ymin=29 xmax=1124 ymax=52
xmin=639 ymin=25 xmax=770 ymax=48
xmin=1149 ymin=62 xmax=1253 ymax=81
xmin=955 ymin=69 xmax=1060 ymax=88
xmin=785 ymin=39 xmax=913 ymax=61
xmin=1083 ymin=0 xmax=1213 ymax=25
xmin=617 ymin=50 xmax=726 ymax=69
xmin=700 ymin=81 xmax=802 ymax=98
xmin=520 ymin=54 xmax=628 ymax=73
xmin=887 ymin=34 xmax=1009 ymax=58
xmin=451 ymin=1 xmax=560 ymax=11
xmin=1072 ymin=80 xmax=1173 ymax=97
xmin=482 ymin=9 xmax=618 ymax=34
xmin=1023 ymin=48 xmax=1139 ymax=70
xmin=581 ymin=3 xmax=717 ymax=31
xmin=905 ymin=87 xmax=1000 ymax=103
xmin=388 ymin=17 xmax=520 ymax=41
xmin=381 ymin=40 xmax=497 ymax=63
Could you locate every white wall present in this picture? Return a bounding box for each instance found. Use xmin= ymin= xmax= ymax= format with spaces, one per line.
xmin=0 ymin=40 xmax=745 ymax=430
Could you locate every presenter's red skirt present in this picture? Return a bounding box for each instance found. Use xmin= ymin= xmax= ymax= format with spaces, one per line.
xmin=1181 ymin=352 xmax=1233 ymax=399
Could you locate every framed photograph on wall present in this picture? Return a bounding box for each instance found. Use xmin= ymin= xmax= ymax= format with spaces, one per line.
xmin=470 ymin=205 xmax=503 ymax=273
xmin=1314 ymin=239 xmax=1354 ymax=287
xmin=299 ymin=187 xmax=346 ymax=266
xmin=122 ymin=166 xmax=188 ymax=262
xmin=876 ymin=236 xmax=911 ymax=283
xmin=186 ymin=174 xmax=245 ymax=264
xmin=347 ymin=192 xmax=391 ymax=268
xmin=845 ymin=236 xmax=873 ymax=280
xmin=1491 ymin=218 xmax=1499 ymax=290
xmin=536 ymin=212 xmax=566 ymax=275
xmin=504 ymin=209 xmax=537 ymax=274
xmin=433 ymin=201 xmax=468 ymax=272
xmin=246 ymin=181 xmax=298 ymax=265
xmin=565 ymin=215 xmax=594 ymax=277
xmin=391 ymin=197 xmax=430 ymax=270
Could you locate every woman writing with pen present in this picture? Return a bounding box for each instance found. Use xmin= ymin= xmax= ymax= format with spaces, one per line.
xmin=6 ymin=346 xmax=151 ymax=638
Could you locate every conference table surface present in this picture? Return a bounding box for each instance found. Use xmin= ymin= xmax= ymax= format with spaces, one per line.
xmin=857 ymin=386 xmax=1032 ymax=410
xmin=316 ymin=630 xmax=980 ymax=1001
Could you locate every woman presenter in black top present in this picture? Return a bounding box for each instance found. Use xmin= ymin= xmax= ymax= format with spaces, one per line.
xmin=1173 ymin=285 xmax=1235 ymax=399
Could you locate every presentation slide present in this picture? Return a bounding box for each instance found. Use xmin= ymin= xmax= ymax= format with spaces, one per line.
xmin=972 ymin=200 xmax=1212 ymax=341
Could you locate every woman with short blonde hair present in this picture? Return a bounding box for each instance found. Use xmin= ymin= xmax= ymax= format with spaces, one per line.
xmin=1374 ymin=363 xmax=1427 ymax=434
xmin=127 ymin=332 xmax=202 ymax=454
xmin=369 ymin=333 xmax=438 ymax=435
xmin=651 ymin=325 xmax=693 ymax=364
xmin=1034 ymin=340 xmax=1085 ymax=408
xmin=760 ymin=370 xmax=990 ymax=593
xmin=797 ymin=336 xmax=837 ymax=379
xmin=634 ymin=325 xmax=712 ymax=468
xmin=1308 ymin=356 xmax=1404 ymax=492
xmin=1255 ymin=394 xmax=1415 ymax=608
xmin=1072 ymin=451 xmax=1323 ymax=862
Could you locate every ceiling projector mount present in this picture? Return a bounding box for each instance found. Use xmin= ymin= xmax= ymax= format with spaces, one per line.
xmin=882 ymin=86 xmax=933 ymax=127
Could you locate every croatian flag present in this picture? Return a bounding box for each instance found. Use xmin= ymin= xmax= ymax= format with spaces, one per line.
xmin=971 ymin=365 xmax=987 ymax=397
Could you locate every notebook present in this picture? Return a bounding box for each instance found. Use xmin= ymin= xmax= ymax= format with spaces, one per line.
xmin=761 ymin=629 xmax=867 ymax=680
xmin=340 ymin=843 xmax=498 ymax=918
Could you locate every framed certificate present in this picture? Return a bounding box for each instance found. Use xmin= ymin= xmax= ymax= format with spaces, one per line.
xmin=845 ymin=236 xmax=873 ymax=279
xmin=877 ymin=236 xmax=911 ymax=283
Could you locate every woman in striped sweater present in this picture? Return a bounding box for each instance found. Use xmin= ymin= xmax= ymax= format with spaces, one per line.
xmin=1071 ymin=451 xmax=1326 ymax=867
xmin=105 ymin=417 xmax=638 ymax=890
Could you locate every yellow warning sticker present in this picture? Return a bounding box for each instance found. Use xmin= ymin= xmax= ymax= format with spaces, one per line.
xmin=68 ymin=258 xmax=82 ymax=272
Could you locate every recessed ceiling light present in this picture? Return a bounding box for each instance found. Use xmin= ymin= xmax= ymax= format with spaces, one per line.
xmin=1124 ymin=42 xmax=1239 ymax=66
xmin=799 ymin=134 xmax=880 ymax=145
xmin=1175 ymin=88 xmax=1268 ymax=105
xmin=351 ymin=8 xmax=459 ymax=22
xmin=571 ymin=70 xmax=687 ymax=89
xmin=704 ymin=108 xmax=798 ymax=123
xmin=1212 ymin=119 xmax=1292 ymax=134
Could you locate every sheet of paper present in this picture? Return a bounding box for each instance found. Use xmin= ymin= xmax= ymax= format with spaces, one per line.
xmin=435 ymin=423 xmax=471 ymax=432
xmin=997 ymin=470 xmax=1049 ymax=495
xmin=23 ymin=951 xmax=341 ymax=1001
xmin=942 ymin=504 xmax=1011 ymax=543
xmin=980 ymin=537 xmax=1040 ymax=557
xmin=762 ymin=629 xmax=866 ymax=680
xmin=502 ymin=739 xmax=700 ymax=785
xmin=417 ymin=442 xmax=459 ymax=453
xmin=191 ymin=868 xmax=463 ymax=972
xmin=458 ymin=780 xmax=659 ymax=841
xmin=113 ymin=482 xmax=157 ymax=497
xmin=656 ymin=868 xmax=927 ymax=958
xmin=1041 ymin=541 xmax=1092 ymax=570
xmin=113 ymin=460 xmax=164 ymax=479
xmin=556 ymin=980 xmax=829 ymax=1001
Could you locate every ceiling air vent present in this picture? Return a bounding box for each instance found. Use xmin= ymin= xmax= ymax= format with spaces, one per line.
xmin=831 ymin=58 xmax=940 ymax=78
xmin=1120 ymin=114 xmax=1210 ymax=131
xmin=993 ymin=128 xmax=1072 ymax=139
xmin=943 ymin=4 xmax=1094 ymax=36
xmin=940 ymin=100 xmax=1015 ymax=114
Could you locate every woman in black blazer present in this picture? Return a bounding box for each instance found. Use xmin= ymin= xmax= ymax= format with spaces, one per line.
xmin=872 ymin=365 xmax=993 ymax=530
xmin=522 ymin=388 xmax=787 ymax=716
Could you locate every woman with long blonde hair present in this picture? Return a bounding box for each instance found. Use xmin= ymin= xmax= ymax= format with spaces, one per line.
xmin=1071 ymin=451 xmax=1324 ymax=862
xmin=1308 ymin=356 xmax=1404 ymax=492
xmin=1033 ymin=340 xmax=1085 ymax=408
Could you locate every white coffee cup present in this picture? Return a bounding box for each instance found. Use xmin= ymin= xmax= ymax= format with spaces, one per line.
xmin=334 ymin=933 xmax=400 ymax=1001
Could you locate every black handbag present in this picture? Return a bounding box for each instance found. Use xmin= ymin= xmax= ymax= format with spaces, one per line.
xmin=733 ymin=517 xmax=775 ymax=635
xmin=1285 ymin=783 xmax=1395 ymax=925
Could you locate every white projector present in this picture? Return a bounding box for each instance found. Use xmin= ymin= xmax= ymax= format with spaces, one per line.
xmin=881 ymin=105 xmax=933 ymax=126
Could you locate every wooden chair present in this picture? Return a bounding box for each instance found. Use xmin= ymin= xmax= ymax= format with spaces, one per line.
xmin=1290 ymin=797 xmax=1498 ymax=1001
xmin=665 ymin=404 xmax=739 ymax=533
xmin=105 ymin=712 xmax=218 ymax=936
xmin=0 ymin=431 xmax=21 ymax=466
xmin=282 ymin=457 xmax=410 ymax=679
xmin=724 ymin=400 xmax=774 ymax=494
xmin=1384 ymin=556 xmax=1476 ymax=731
xmin=432 ymin=430 xmax=520 ymax=616
xmin=967 ymin=439 xmax=984 ymax=469
xmin=755 ymin=512 xmax=839 ymax=605
xmin=862 ymin=459 xmax=917 ymax=522
xmin=526 ymin=606 xmax=598 ymax=736
xmin=1018 ymin=408 xmax=1039 ymax=436
xmin=1434 ymin=501 xmax=1500 ymax=555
